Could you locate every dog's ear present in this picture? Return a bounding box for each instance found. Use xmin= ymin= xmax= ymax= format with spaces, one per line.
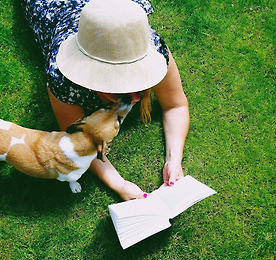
xmin=97 ymin=141 xmax=106 ymax=162
xmin=66 ymin=118 xmax=86 ymax=134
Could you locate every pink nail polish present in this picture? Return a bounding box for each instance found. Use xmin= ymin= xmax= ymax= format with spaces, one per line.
xmin=170 ymin=182 xmax=174 ymax=186
xmin=143 ymin=193 xmax=148 ymax=198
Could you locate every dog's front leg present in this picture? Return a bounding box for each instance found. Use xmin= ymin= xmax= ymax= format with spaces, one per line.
xmin=57 ymin=172 xmax=83 ymax=193
xmin=69 ymin=181 xmax=82 ymax=193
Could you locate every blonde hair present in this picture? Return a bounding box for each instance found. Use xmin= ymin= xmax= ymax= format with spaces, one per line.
xmin=140 ymin=88 xmax=152 ymax=124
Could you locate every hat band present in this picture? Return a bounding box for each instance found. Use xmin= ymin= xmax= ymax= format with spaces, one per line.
xmin=76 ymin=36 xmax=148 ymax=65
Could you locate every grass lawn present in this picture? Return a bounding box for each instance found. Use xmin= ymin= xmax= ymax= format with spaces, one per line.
xmin=0 ymin=0 xmax=275 ymax=259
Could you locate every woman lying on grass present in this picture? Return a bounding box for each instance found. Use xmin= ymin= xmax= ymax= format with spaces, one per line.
xmin=23 ymin=0 xmax=189 ymax=200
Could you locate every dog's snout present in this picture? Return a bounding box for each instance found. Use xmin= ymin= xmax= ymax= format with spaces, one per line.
xmin=114 ymin=97 xmax=132 ymax=126
xmin=119 ymin=95 xmax=132 ymax=105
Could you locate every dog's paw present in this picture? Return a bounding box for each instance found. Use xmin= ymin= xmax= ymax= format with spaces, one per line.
xmin=69 ymin=181 xmax=82 ymax=193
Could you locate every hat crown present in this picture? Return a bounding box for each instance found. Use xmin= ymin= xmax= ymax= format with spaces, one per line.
xmin=77 ymin=0 xmax=149 ymax=64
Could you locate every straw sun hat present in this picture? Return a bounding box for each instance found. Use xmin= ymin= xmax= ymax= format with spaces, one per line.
xmin=56 ymin=0 xmax=167 ymax=93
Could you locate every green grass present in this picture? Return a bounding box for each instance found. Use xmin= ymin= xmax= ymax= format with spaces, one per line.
xmin=0 ymin=0 xmax=275 ymax=259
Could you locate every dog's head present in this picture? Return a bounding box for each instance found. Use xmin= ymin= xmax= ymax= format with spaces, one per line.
xmin=66 ymin=95 xmax=133 ymax=161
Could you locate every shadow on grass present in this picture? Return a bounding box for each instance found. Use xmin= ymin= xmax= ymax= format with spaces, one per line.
xmin=84 ymin=218 xmax=174 ymax=260
xmin=0 ymin=165 xmax=90 ymax=217
xmin=83 ymin=213 xmax=194 ymax=260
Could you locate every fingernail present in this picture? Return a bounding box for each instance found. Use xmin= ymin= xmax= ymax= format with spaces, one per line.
xmin=143 ymin=193 xmax=148 ymax=198
xmin=170 ymin=182 xmax=174 ymax=186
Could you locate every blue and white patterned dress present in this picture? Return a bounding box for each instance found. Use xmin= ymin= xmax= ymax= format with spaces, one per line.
xmin=22 ymin=0 xmax=169 ymax=114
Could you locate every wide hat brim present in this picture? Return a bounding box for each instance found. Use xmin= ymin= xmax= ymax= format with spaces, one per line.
xmin=56 ymin=34 xmax=167 ymax=93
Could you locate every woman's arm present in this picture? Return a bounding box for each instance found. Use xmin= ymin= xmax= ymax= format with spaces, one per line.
xmin=153 ymin=51 xmax=189 ymax=186
xmin=89 ymin=156 xmax=147 ymax=200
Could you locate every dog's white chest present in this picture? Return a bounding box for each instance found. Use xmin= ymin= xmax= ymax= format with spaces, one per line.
xmin=57 ymin=136 xmax=96 ymax=183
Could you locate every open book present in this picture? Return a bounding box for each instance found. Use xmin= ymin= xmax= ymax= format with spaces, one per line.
xmin=108 ymin=175 xmax=216 ymax=249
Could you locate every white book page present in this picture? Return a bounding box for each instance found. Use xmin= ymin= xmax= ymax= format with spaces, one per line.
xmin=117 ymin=216 xmax=162 ymax=235
xmin=120 ymin=218 xmax=171 ymax=250
xmin=119 ymin=216 xmax=168 ymax=240
xmin=151 ymin=175 xmax=217 ymax=218
xmin=108 ymin=195 xmax=170 ymax=220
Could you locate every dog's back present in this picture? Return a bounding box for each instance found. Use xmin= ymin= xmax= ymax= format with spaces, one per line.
xmin=0 ymin=119 xmax=60 ymax=178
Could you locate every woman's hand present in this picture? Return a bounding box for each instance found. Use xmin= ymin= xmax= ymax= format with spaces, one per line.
xmin=117 ymin=180 xmax=148 ymax=201
xmin=161 ymin=161 xmax=184 ymax=188
xmin=89 ymin=156 xmax=148 ymax=201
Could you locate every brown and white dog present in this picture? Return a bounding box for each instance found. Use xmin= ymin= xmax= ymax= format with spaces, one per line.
xmin=0 ymin=97 xmax=132 ymax=193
